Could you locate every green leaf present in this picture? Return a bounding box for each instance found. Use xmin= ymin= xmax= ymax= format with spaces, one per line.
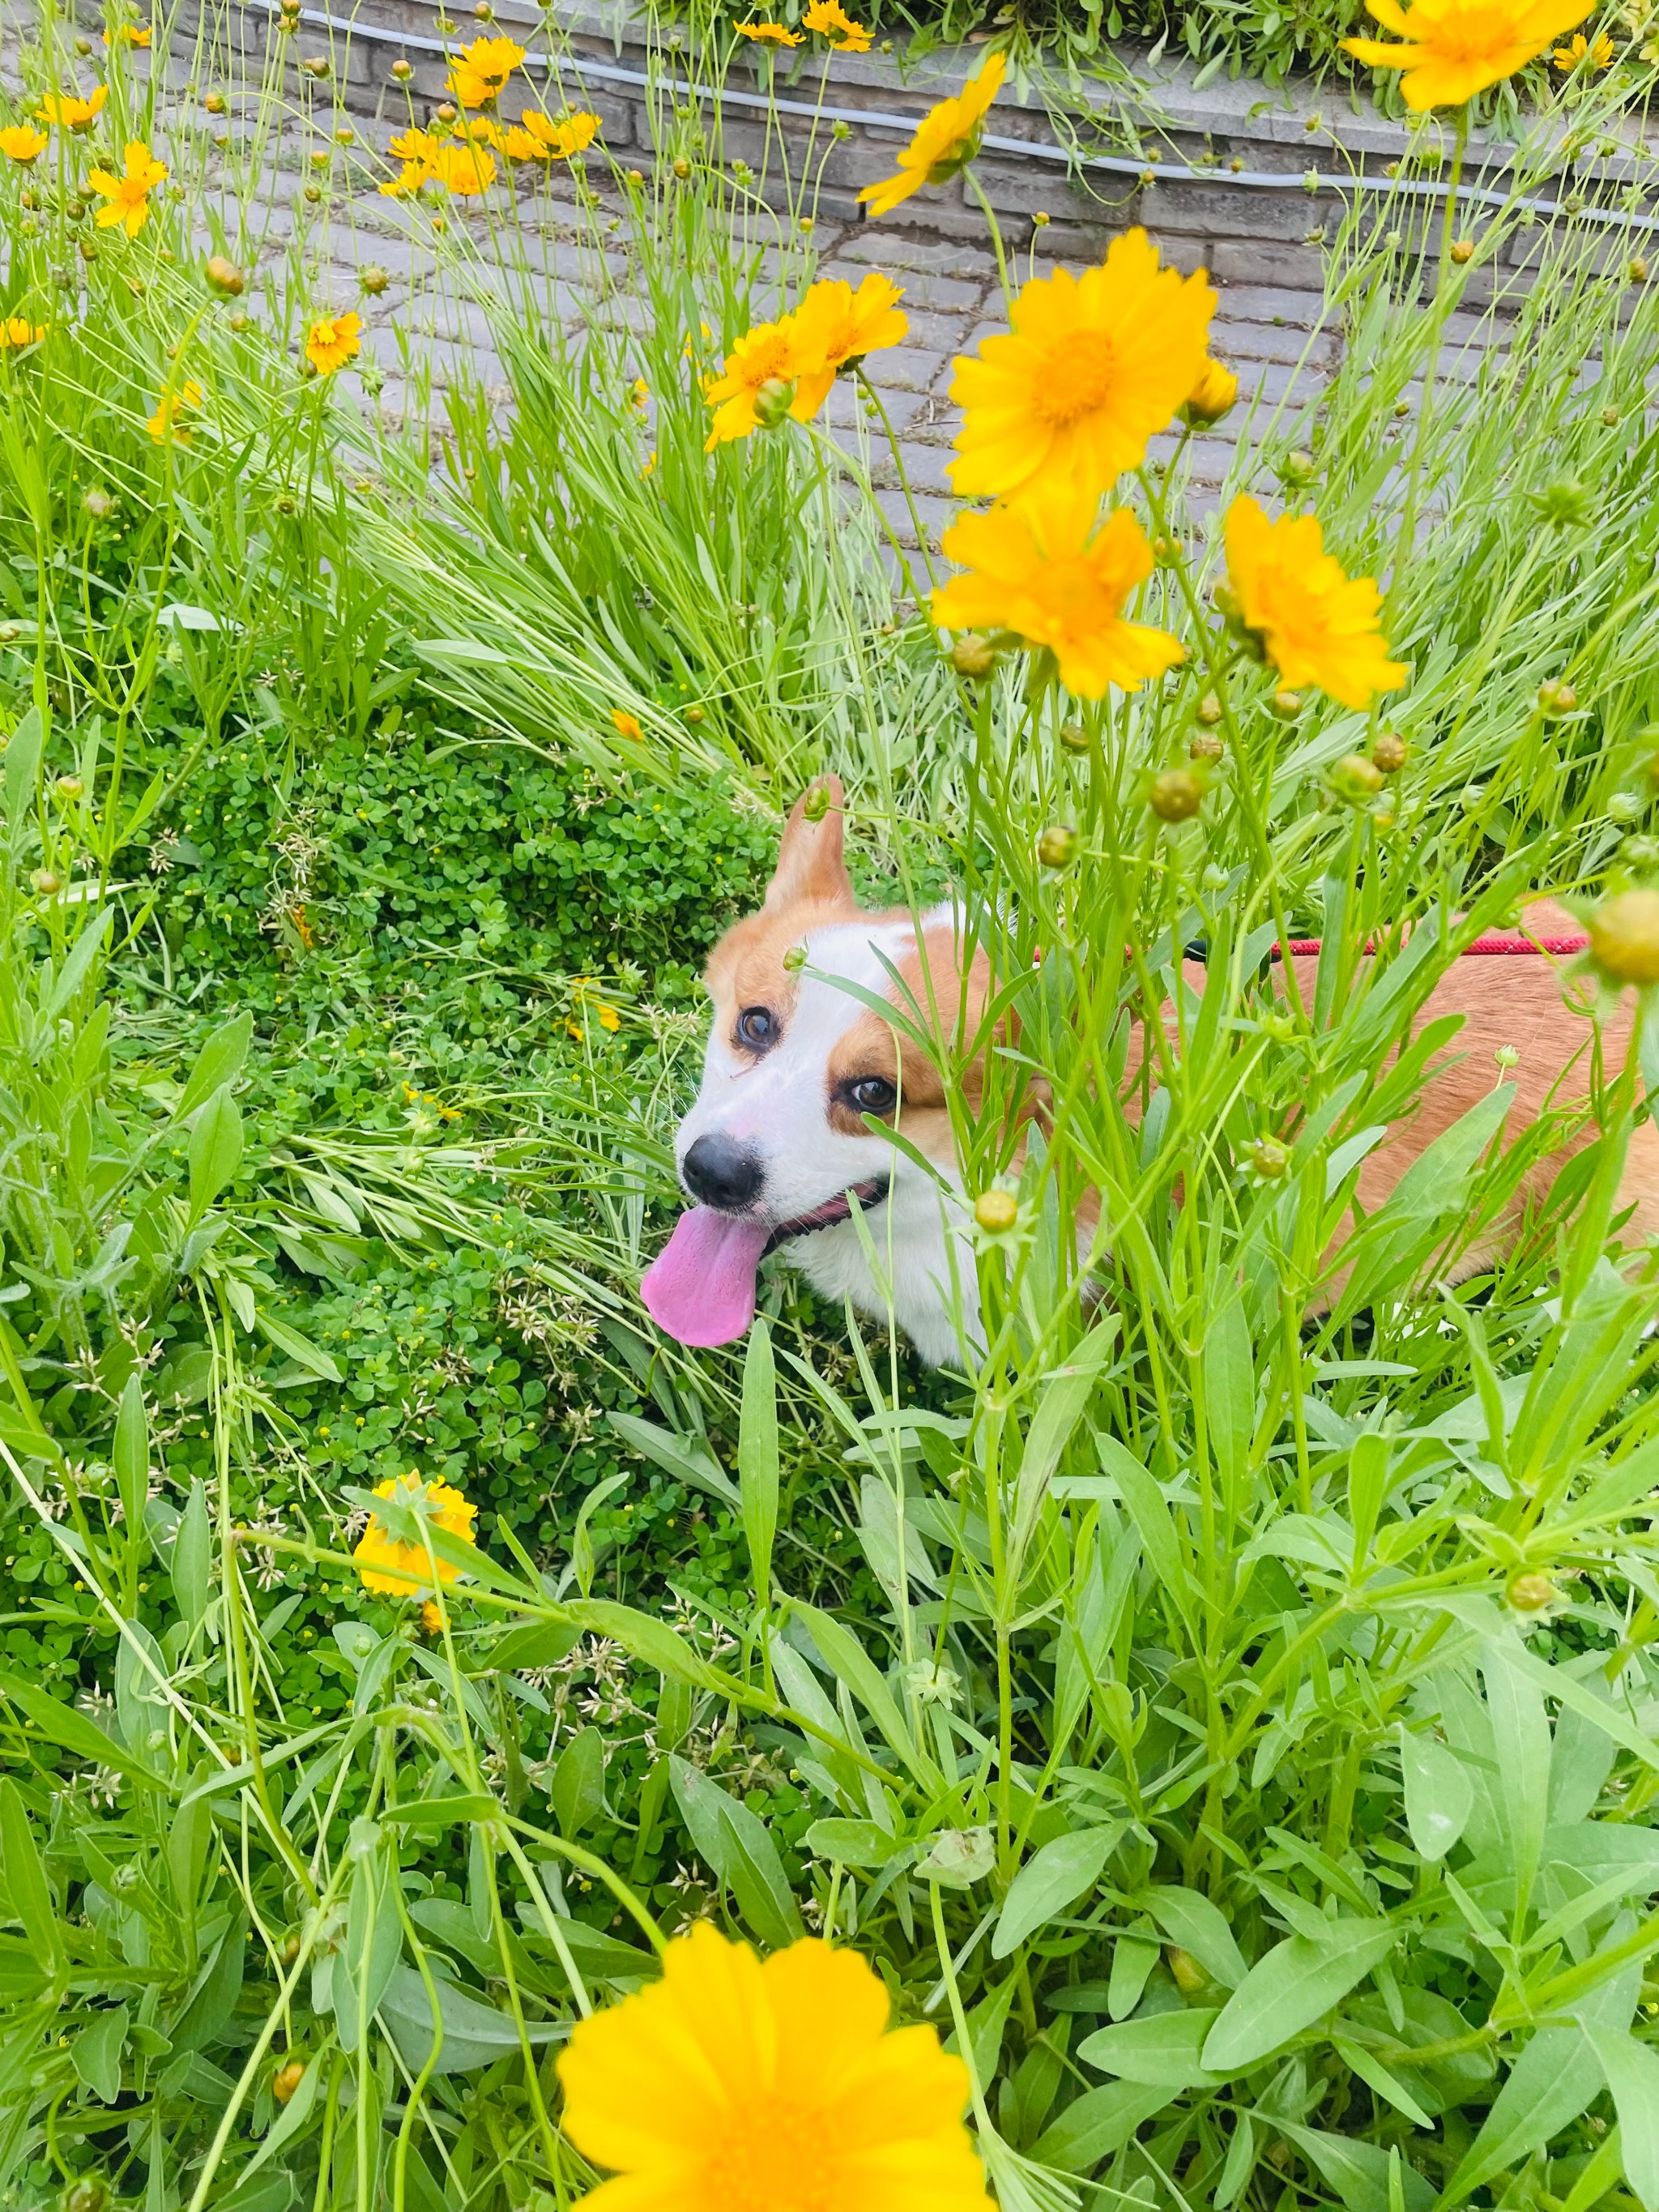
xmin=43 ymin=911 xmax=111 ymax=1020
xmin=1032 ymin=2082 xmax=1175 ymax=2173
xmin=71 ymin=2005 xmax=128 ymax=2104
xmin=550 ymin=1727 xmax=607 ymax=1835
xmin=188 ymin=1083 xmax=244 ymax=1222
xmin=0 ymin=1779 xmax=63 ymax=1972
xmin=6 ymin=706 xmax=45 ymax=835
xmin=1440 ymin=2026 xmax=1602 ymax=2203
xmin=739 ymin=1317 xmax=778 ymax=1606
xmin=789 ymin=1600 xmax=937 ymax=1788
xmin=254 ymin=1309 xmax=343 ymax=1384
xmin=113 ymin=1375 xmax=149 ymax=1541
xmin=669 ymin=1757 xmax=801 ymax=1948
xmin=1333 ymin=2033 xmax=1434 ymax=2128
xmin=561 ymin=1599 xmax=734 ymax=1697
xmin=1274 ymin=2124 xmax=1435 ymax=2212
xmin=0 ymin=1668 xmax=168 ymax=1790
xmin=175 ymin=1012 xmax=254 ymax=1123
xmin=1202 ymin=1921 xmax=1398 ymax=2074
xmin=1077 ymin=2007 xmax=1227 ymax=2089
xmin=993 ymin=1826 xmax=1120 ymax=1958
xmin=946 ymin=1975 xmax=1015 ymax=2095
xmin=378 ymin=1962 xmax=565 ymax=2075
xmin=804 ymin=1818 xmax=907 ymax=1868
xmin=1133 ymin=1885 xmax=1247 ymax=1990
xmin=1398 ymin=1724 xmax=1473 ymax=1862
xmin=1585 ymin=2026 xmax=1659 ymax=2212
xmin=604 ymin=1411 xmax=740 ymax=1509
xmin=383 ymin=1796 xmax=504 ymax=1830
xmin=173 ymin=1480 xmax=212 ymax=1628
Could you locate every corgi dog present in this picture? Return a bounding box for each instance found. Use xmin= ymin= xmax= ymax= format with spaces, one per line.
xmin=640 ymin=778 xmax=1659 ymax=1364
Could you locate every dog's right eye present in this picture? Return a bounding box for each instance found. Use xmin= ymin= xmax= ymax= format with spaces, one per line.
xmin=736 ymin=1006 xmax=777 ymax=1052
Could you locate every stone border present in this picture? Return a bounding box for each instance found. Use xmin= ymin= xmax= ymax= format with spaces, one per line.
xmin=175 ymin=0 xmax=1659 ymax=289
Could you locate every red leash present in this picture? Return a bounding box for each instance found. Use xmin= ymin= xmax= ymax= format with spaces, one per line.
xmin=1280 ymin=934 xmax=1589 ymax=959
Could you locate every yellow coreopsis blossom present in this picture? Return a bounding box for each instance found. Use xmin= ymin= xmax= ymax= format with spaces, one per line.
xmin=557 ymin=1925 xmax=992 ymax=2212
xmin=87 ymin=139 xmax=167 ymax=236
xmin=446 ymin=32 xmax=525 ymax=107
xmin=353 ymin=1473 xmax=478 ymax=1595
xmin=36 ymin=85 xmax=107 ymax=130
xmin=0 ymin=317 xmax=45 ymax=349
xmin=787 ymin=272 xmax=908 ymax=410
xmin=1344 ymin=0 xmax=1594 ymax=106
xmin=949 ymin=229 xmax=1214 ymax=501
xmin=736 ymin=19 xmax=805 ymax=40
xmin=104 ymin=21 xmax=153 ymax=44
xmin=1553 ymin=26 xmax=1616 ymax=61
xmin=506 ymin=108 xmax=600 ymax=159
xmin=1182 ymin=357 xmax=1239 ymax=425
xmin=381 ymin=125 xmax=437 ymax=194
xmin=703 ymin=317 xmax=809 ymax=447
xmin=612 ymin=709 xmax=643 ymax=740
xmin=934 ymin=484 xmax=1184 ymax=698
xmin=1222 ymin=495 xmax=1405 ymax=709
xmin=0 ymin=124 xmax=49 ymax=162
xmin=147 ymin=378 xmax=203 ymax=442
xmin=803 ymin=0 xmax=872 ymax=48
xmin=859 ymin=53 xmax=1004 ymax=219
xmin=429 ymin=141 xmax=497 ymax=194
xmin=305 ymin=310 xmax=362 ymax=374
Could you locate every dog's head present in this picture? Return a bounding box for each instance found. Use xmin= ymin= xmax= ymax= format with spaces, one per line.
xmin=641 ymin=777 xmax=986 ymax=1347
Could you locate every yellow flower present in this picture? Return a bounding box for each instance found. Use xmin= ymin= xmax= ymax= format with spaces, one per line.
xmin=446 ymin=32 xmax=525 ymax=107
xmin=612 ymin=708 xmax=643 ymax=740
xmin=87 ymin=139 xmax=167 ymax=236
xmin=803 ymin=0 xmax=872 ymax=46
xmin=458 ymin=114 xmax=503 ymax=147
xmin=429 ymin=141 xmax=497 ymax=194
xmin=787 ymin=272 xmax=908 ymax=411
xmin=859 ymin=53 xmax=1004 ymax=219
xmin=557 ymin=1925 xmax=990 ymax=2212
xmin=933 ymin=484 xmax=1183 ymax=698
xmin=703 ymin=315 xmax=813 ymax=447
xmin=1344 ymin=0 xmax=1594 ymax=107
xmin=1222 ymin=495 xmax=1405 ymax=709
xmin=305 ymin=309 xmax=362 ymax=374
xmin=36 ymin=85 xmax=107 ymax=130
xmin=1553 ymin=26 xmax=1616 ymax=61
xmin=353 ymin=1474 xmax=477 ymax=1596
xmin=508 ymin=108 xmax=600 ymax=158
xmin=1182 ymin=357 xmax=1239 ymax=425
xmin=381 ymin=126 xmax=437 ymax=194
xmin=736 ymin=18 xmax=805 ymax=37
xmin=0 ymin=317 xmax=45 ymax=350
xmin=949 ymin=230 xmax=1214 ymax=501
xmin=380 ymin=162 xmax=427 ymax=197
xmin=147 ymin=378 xmax=203 ymax=442
xmin=389 ymin=125 xmax=437 ymax=164
xmin=104 ymin=21 xmax=152 ymax=44
xmin=0 ymin=125 xmax=49 ymax=163
xmin=420 ymin=1597 xmax=446 ymax=1634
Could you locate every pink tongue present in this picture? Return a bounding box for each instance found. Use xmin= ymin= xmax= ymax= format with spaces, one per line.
xmin=640 ymin=1209 xmax=772 ymax=1347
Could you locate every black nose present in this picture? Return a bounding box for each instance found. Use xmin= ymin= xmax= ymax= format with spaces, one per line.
xmin=682 ymin=1134 xmax=764 ymax=1211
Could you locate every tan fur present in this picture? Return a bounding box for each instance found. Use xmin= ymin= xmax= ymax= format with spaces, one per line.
xmin=702 ymin=790 xmax=1659 ymax=1296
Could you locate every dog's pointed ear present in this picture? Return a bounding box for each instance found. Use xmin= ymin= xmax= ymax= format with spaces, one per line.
xmin=764 ymin=775 xmax=853 ymax=914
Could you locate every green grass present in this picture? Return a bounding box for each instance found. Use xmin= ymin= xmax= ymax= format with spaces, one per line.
xmin=2 ymin=2 xmax=1659 ymax=2210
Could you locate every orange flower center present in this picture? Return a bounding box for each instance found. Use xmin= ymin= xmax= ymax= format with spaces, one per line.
xmin=697 ymin=2099 xmax=841 ymax=2212
xmin=1030 ymin=330 xmax=1119 ymax=430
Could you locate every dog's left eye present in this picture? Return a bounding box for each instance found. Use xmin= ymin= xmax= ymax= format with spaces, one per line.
xmin=847 ymin=1075 xmax=898 ymax=1117
xmin=736 ymin=1006 xmax=777 ymax=1052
